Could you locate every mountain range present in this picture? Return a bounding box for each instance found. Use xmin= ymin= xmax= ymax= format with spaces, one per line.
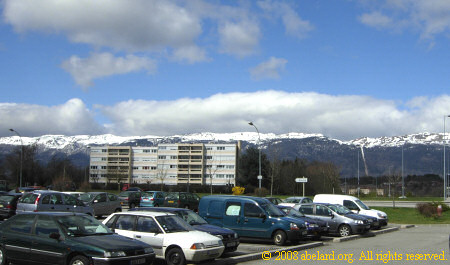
xmin=0 ymin=132 xmax=447 ymax=178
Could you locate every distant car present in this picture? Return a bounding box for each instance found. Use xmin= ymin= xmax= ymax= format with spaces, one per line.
xmin=103 ymin=211 xmax=224 ymax=265
xmin=130 ymin=207 xmax=240 ymax=253
xmin=276 ymin=205 xmax=328 ymax=240
xmin=62 ymin=191 xmax=85 ymax=199
xmin=16 ymin=190 xmax=94 ymax=216
xmin=278 ymin=196 xmax=313 ymax=207
xmin=0 ymin=212 xmax=155 ymax=265
xmin=164 ymin=192 xmax=200 ymax=211
xmin=79 ymin=192 xmax=122 ymax=218
xmin=265 ymin=197 xmax=284 ymax=205
xmin=0 ymin=192 xmax=22 ymax=220
xmin=118 ymin=190 xmax=142 ymax=208
xmin=140 ymin=191 xmax=166 ymax=207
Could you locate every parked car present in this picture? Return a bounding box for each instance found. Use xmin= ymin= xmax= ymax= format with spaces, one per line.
xmin=296 ymin=203 xmax=371 ymax=237
xmin=313 ymin=194 xmax=388 ymax=228
xmin=278 ymin=196 xmax=313 ymax=207
xmin=199 ymin=195 xmax=307 ymax=245
xmin=78 ymin=192 xmax=122 ymax=218
xmin=62 ymin=191 xmax=85 ymax=199
xmin=276 ymin=205 xmax=328 ymax=240
xmin=118 ymin=190 xmax=142 ymax=208
xmin=130 ymin=207 xmax=240 ymax=253
xmin=265 ymin=197 xmax=284 ymax=205
xmin=0 ymin=212 xmax=155 ymax=265
xmin=0 ymin=192 xmax=22 ymax=220
xmin=164 ymin=192 xmax=200 ymax=211
xmin=16 ymin=190 xmax=94 ymax=216
xmin=103 ymin=211 xmax=225 ymax=265
xmin=140 ymin=191 xmax=166 ymax=207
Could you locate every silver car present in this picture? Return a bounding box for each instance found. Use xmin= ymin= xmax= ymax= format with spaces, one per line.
xmin=16 ymin=190 xmax=94 ymax=216
xmin=79 ymin=192 xmax=122 ymax=218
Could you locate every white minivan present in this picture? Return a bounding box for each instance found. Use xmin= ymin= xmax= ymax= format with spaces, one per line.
xmin=313 ymin=194 xmax=388 ymax=228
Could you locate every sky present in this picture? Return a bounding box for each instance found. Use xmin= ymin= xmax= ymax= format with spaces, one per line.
xmin=1 ymin=0 xmax=450 ymax=141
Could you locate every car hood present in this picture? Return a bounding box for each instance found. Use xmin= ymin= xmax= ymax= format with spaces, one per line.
xmin=192 ymin=223 xmax=235 ymax=236
xmin=71 ymin=234 xmax=150 ymax=251
xmin=343 ymin=213 xmax=368 ymax=221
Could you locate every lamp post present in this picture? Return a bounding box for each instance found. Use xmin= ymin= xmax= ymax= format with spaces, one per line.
xmin=248 ymin=122 xmax=262 ymax=189
xmin=9 ymin=128 xmax=23 ymax=188
xmin=444 ymin=115 xmax=450 ymax=201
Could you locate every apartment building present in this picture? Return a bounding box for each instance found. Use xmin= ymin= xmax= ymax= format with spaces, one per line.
xmin=89 ymin=142 xmax=239 ymax=187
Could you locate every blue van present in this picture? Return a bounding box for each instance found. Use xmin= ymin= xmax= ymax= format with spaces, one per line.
xmin=198 ymin=195 xmax=307 ymax=245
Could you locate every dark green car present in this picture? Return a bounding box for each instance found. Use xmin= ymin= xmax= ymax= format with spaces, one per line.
xmin=0 ymin=212 xmax=155 ymax=265
xmin=163 ymin=192 xmax=200 ymax=211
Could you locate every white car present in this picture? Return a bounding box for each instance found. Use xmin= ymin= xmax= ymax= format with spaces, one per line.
xmin=278 ymin=196 xmax=313 ymax=207
xmin=103 ymin=211 xmax=224 ymax=265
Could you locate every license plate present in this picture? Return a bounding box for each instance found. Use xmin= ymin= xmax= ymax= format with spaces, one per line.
xmin=130 ymin=258 xmax=146 ymax=265
xmin=226 ymin=242 xmax=236 ymax=247
xmin=143 ymin=198 xmax=149 ymax=201
xmin=168 ymin=200 xmax=174 ymax=203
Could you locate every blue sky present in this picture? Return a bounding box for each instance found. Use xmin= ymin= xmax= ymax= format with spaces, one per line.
xmin=1 ymin=0 xmax=450 ymax=140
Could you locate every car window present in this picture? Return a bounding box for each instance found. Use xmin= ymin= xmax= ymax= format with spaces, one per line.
xmin=41 ymin=195 xmax=51 ymax=204
xmin=186 ymin=193 xmax=193 ymax=200
xmin=20 ymin=193 xmax=39 ymax=204
xmin=136 ymin=216 xmax=161 ymax=233
xmin=8 ymin=214 xmax=35 ymax=234
xmin=155 ymin=215 xmax=193 ymax=233
xmin=316 ymin=205 xmax=331 ymax=216
xmin=115 ymin=215 xmax=136 ymax=231
xmin=225 ymin=202 xmax=241 ymax=216
xmin=95 ymin=193 xmax=107 ymax=203
xmin=157 ymin=193 xmax=164 ymax=199
xmin=63 ymin=194 xmax=78 ymax=205
xmin=166 ymin=193 xmax=179 ymax=200
xmin=244 ymin=203 xmax=263 ymax=218
xmin=193 ymin=194 xmax=200 ymax=201
xmin=343 ymin=200 xmax=359 ymax=211
xmin=108 ymin=194 xmax=118 ymax=201
xmin=180 ymin=194 xmax=186 ymax=200
xmin=303 ymin=198 xmax=313 ymax=203
xmin=0 ymin=195 xmax=16 ymax=203
xmin=35 ymin=216 xmax=59 ymax=237
xmin=299 ymin=205 xmax=313 ymax=215
xmin=57 ymin=215 xmax=111 ymax=236
xmin=50 ymin=194 xmax=63 ymax=205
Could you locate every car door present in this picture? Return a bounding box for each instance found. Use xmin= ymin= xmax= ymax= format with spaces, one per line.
xmin=45 ymin=194 xmax=65 ymax=212
xmin=314 ymin=205 xmax=338 ymax=232
xmin=155 ymin=192 xmax=165 ymax=206
xmin=62 ymin=194 xmax=83 ymax=213
xmin=132 ymin=216 xmax=165 ymax=257
xmin=222 ymin=200 xmax=243 ymax=235
xmin=92 ymin=193 xmax=108 ymax=216
xmin=241 ymin=202 xmax=271 ymax=238
xmin=111 ymin=214 xmax=137 ymax=239
xmin=2 ymin=214 xmax=35 ymax=262
xmin=31 ymin=215 xmax=66 ymax=264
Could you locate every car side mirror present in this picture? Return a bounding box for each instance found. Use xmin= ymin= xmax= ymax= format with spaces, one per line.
xmin=49 ymin=232 xmax=61 ymax=240
xmin=259 ymin=213 xmax=266 ymax=219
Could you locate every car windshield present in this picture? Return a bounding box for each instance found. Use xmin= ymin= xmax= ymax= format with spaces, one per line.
xmin=283 ymin=207 xmax=305 ymax=218
xmin=79 ymin=193 xmax=95 ymax=202
xmin=260 ymin=203 xmax=285 ymax=217
xmin=328 ymin=204 xmax=352 ymax=215
xmin=355 ymin=200 xmax=370 ymax=210
xmin=166 ymin=193 xmax=179 ymax=200
xmin=155 ymin=215 xmax=194 ymax=233
xmin=0 ymin=195 xmax=15 ymax=203
xmin=177 ymin=210 xmax=208 ymax=225
xmin=118 ymin=191 xmax=132 ymax=197
xmin=57 ymin=215 xmax=112 ymax=236
xmin=142 ymin=192 xmax=153 ymax=197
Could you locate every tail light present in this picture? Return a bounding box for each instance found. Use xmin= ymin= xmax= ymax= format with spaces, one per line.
xmin=35 ymin=196 xmax=40 ymax=205
xmin=6 ymin=204 xmax=13 ymax=209
xmin=140 ymin=197 xmax=143 ymax=201
xmin=150 ymin=198 xmax=154 ymax=201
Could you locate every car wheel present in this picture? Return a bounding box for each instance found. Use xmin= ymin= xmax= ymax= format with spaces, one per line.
xmin=338 ymin=224 xmax=351 ymax=237
xmin=69 ymin=255 xmax=89 ymax=265
xmin=273 ymin=230 xmax=287 ymax=246
xmin=0 ymin=246 xmax=8 ymax=265
xmin=166 ymin=247 xmax=186 ymax=265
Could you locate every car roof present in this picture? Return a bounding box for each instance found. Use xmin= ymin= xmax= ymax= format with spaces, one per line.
xmin=18 ymin=212 xmax=88 ymax=216
xmin=113 ymin=211 xmax=175 ymax=217
xmin=132 ymin=207 xmax=188 ymax=213
xmin=201 ymin=195 xmax=270 ymax=204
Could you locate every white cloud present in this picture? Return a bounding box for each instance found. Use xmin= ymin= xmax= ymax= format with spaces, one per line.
xmin=219 ymin=20 xmax=261 ymax=58
xmin=61 ymin=53 xmax=156 ymax=88
xmin=95 ymin=91 xmax=450 ymax=140
xmin=0 ymin=99 xmax=104 ymax=136
xmin=172 ymin=46 xmax=209 ymax=64
xmin=250 ymin=57 xmax=288 ymax=80
xmin=358 ymin=0 xmax=450 ymax=41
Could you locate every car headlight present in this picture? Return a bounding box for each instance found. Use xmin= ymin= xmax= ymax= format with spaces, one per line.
xmin=377 ymin=213 xmax=386 ymax=218
xmin=354 ymin=220 xmax=363 ymax=224
xmin=144 ymin=248 xmax=154 ymax=254
xmin=104 ymin=251 xmax=126 ymax=257
xmin=216 ymin=235 xmax=223 ymax=240
xmin=218 ymin=240 xmax=224 ymax=246
xmin=290 ymin=222 xmax=300 ymax=231
xmin=190 ymin=243 xmax=206 ymax=250
xmin=234 ymin=232 xmax=239 ymax=239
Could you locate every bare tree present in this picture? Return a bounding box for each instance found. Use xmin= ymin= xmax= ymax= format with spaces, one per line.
xmin=156 ymin=164 xmax=168 ymax=191
xmin=386 ymin=166 xmax=402 ymax=208
xmin=267 ymin=143 xmax=282 ymax=197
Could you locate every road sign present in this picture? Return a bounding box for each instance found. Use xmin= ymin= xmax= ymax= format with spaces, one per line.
xmin=295 ymin=177 xmax=308 ymax=183
xmin=257 ymin=175 xmax=262 ymax=180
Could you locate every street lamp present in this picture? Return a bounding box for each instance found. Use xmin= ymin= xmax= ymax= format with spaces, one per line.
xmin=248 ymin=122 xmax=262 ymax=189
xmin=9 ymin=128 xmax=23 ymax=188
xmin=444 ymin=115 xmax=450 ymax=201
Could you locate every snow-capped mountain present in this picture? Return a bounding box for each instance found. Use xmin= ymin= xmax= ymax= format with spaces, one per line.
xmin=0 ymin=132 xmax=447 ymax=177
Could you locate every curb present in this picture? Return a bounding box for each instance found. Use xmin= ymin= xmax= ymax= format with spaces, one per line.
xmin=400 ymin=224 xmax=416 ymax=229
xmin=332 ymin=226 xmax=400 ymax=243
xmin=214 ymin=242 xmax=323 ymax=264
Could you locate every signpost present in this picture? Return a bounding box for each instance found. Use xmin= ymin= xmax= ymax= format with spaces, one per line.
xmin=295 ymin=177 xmax=308 ymax=197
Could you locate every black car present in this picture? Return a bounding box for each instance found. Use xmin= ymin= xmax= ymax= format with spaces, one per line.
xmin=0 ymin=193 xmax=22 ymax=220
xmin=118 ymin=191 xmax=142 ymax=208
xmin=163 ymin=192 xmax=200 ymax=211
xmin=276 ymin=205 xmax=329 ymax=240
xmin=0 ymin=212 xmax=155 ymax=265
xmin=130 ymin=207 xmax=240 ymax=253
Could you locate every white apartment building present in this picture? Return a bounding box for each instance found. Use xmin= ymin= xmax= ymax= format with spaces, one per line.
xmin=89 ymin=142 xmax=239 ymax=187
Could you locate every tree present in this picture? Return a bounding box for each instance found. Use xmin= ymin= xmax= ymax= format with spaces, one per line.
xmin=156 ymin=164 xmax=168 ymax=191
xmin=4 ymin=144 xmax=44 ymax=187
xmin=237 ymin=146 xmax=269 ymax=191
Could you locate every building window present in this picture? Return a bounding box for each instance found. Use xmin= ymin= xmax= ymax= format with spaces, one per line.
xmin=158 ymin=155 xmax=166 ymax=159
xmin=102 ymin=149 xmax=107 ymax=152
xmin=217 ymin=147 xmax=225 ymax=150
xmin=133 ymin=167 xmax=138 ymax=170
xmin=143 ymin=166 xmax=150 ymax=170
xmin=143 ymin=149 xmax=151 ymax=153
xmin=170 ymin=156 xmax=177 ymax=159
xmin=101 ymin=166 xmax=107 ymax=169
xmin=90 ymin=166 xmax=97 ymax=169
